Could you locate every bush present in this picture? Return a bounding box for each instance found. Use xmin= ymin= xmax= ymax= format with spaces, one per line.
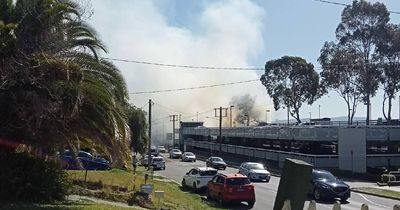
xmin=381 ymin=174 xmax=396 ymax=183
xmin=0 ymin=148 xmax=71 ymax=202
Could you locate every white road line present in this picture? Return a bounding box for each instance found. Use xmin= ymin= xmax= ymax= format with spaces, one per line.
xmin=354 ymin=192 xmax=391 ymax=209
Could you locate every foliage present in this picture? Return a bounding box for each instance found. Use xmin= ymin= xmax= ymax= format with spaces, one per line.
xmin=376 ymin=24 xmax=400 ymax=123
xmin=126 ymin=105 xmax=148 ymax=155
xmin=0 ymin=0 xmax=130 ymax=161
xmin=319 ymin=42 xmax=363 ymax=124
xmin=0 ymin=148 xmax=70 ymax=202
xmin=260 ymin=56 xmax=320 ymax=123
xmin=335 ymin=0 xmax=390 ymax=123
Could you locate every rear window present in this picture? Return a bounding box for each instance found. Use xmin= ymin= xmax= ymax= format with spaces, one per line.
xmin=199 ymin=170 xmax=217 ymax=176
xmin=153 ymin=158 xmax=163 ymax=162
xmin=226 ymin=178 xmax=250 ymax=186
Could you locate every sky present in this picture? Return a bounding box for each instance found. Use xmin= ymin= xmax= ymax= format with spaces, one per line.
xmin=88 ymin=0 xmax=400 ymax=142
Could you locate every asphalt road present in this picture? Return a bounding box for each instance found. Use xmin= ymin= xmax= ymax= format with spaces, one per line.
xmin=154 ymin=156 xmax=400 ymax=210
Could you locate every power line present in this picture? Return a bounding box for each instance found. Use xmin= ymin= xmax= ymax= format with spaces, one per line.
xmin=129 ymin=79 xmax=259 ymax=95
xmin=102 ymin=57 xmax=264 ymax=71
xmin=313 ymin=0 xmax=400 ymax=15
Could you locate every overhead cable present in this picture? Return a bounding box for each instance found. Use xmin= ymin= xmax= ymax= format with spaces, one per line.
xmin=129 ymin=79 xmax=259 ymax=95
xmin=313 ymin=0 xmax=400 ymax=15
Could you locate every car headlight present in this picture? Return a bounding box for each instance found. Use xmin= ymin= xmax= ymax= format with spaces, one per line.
xmin=319 ymin=184 xmax=331 ymax=189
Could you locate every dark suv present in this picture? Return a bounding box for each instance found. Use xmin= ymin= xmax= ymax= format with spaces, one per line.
xmin=309 ymin=169 xmax=350 ymax=202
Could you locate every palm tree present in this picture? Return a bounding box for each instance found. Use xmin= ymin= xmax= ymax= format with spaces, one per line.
xmin=0 ymin=0 xmax=130 ymax=162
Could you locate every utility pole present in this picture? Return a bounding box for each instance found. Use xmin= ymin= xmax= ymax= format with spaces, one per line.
xmin=170 ymin=115 xmax=178 ymax=148
xmin=147 ymin=99 xmax=152 ymax=169
xmin=318 ymin=105 xmax=321 ymax=120
xmin=230 ymin=105 xmax=234 ymax=127
xmin=266 ymin=109 xmax=270 ymax=123
xmin=214 ymin=107 xmax=228 ymax=153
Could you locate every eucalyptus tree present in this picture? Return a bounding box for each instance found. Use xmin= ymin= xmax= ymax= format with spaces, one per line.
xmin=260 ymin=56 xmax=320 ymax=124
xmin=0 ymin=0 xmax=130 ymax=161
xmin=319 ymin=42 xmax=363 ymax=125
xmin=335 ymin=0 xmax=390 ymax=124
xmin=127 ymin=105 xmax=148 ymax=155
xmin=376 ymin=24 xmax=400 ymax=123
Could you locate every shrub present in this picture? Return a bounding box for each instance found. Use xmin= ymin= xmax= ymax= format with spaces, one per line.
xmin=0 ymin=148 xmax=71 ymax=202
xmin=381 ymin=174 xmax=396 ymax=183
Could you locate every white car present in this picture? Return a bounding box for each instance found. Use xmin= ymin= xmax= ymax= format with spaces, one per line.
xmin=238 ymin=162 xmax=271 ymax=182
xmin=151 ymin=156 xmax=166 ymax=170
xmin=182 ymin=167 xmax=218 ymax=191
xmin=169 ymin=149 xmax=182 ymax=159
xmin=181 ymin=152 xmax=196 ymax=162
xmin=157 ymin=146 xmax=166 ymax=153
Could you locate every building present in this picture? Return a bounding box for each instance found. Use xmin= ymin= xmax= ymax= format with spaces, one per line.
xmin=180 ymin=123 xmax=400 ymax=173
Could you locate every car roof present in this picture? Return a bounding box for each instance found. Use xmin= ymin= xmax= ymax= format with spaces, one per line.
xmin=195 ymin=167 xmax=217 ymax=171
xmin=153 ymin=156 xmax=164 ymax=159
xmin=218 ymin=173 xmax=247 ymax=178
xmin=242 ymin=162 xmax=262 ymax=165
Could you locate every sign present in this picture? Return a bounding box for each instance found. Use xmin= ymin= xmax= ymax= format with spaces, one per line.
xmin=167 ymin=133 xmax=173 ymax=140
xmin=140 ymin=184 xmax=153 ymax=194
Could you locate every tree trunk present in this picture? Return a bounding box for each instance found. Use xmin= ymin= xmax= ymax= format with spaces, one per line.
xmin=366 ymin=93 xmax=370 ymax=125
xmin=388 ymin=97 xmax=392 ymax=124
xmin=382 ymin=96 xmax=388 ymax=121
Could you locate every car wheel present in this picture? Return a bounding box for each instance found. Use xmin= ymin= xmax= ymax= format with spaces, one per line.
xmin=181 ymin=179 xmax=186 ymax=188
xmin=340 ymin=197 xmax=348 ymax=202
xmin=313 ymin=188 xmax=321 ymax=200
xmin=218 ymin=194 xmax=225 ymax=206
xmin=206 ymin=189 xmax=212 ymax=200
xmin=247 ymin=200 xmax=255 ymax=208
xmin=193 ymin=183 xmax=197 ymax=192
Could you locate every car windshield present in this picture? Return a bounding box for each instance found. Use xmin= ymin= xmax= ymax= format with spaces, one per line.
xmin=248 ymin=163 xmax=265 ymax=170
xmin=153 ymin=158 xmax=163 ymax=162
xmin=172 ymin=149 xmax=180 ymax=152
xmin=185 ymin=152 xmax=194 ymax=156
xmin=314 ymin=171 xmax=336 ymax=181
xmin=226 ymin=178 xmax=250 ymax=186
xmin=212 ymin=157 xmax=223 ymax=161
xmin=199 ymin=170 xmax=217 ymax=176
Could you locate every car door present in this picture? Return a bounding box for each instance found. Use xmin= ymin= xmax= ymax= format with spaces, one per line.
xmin=239 ymin=163 xmax=245 ymax=175
xmin=214 ymin=176 xmax=225 ymax=196
xmin=208 ymin=175 xmax=219 ymax=198
xmin=190 ymin=169 xmax=199 ymax=187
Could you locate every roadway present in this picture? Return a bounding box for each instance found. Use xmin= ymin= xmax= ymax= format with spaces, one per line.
xmin=154 ymin=156 xmax=400 ymax=210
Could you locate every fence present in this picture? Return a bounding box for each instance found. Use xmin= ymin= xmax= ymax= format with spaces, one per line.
xmin=282 ymin=200 xmax=400 ymax=210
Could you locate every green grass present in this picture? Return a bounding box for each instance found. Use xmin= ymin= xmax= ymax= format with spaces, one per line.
xmin=0 ymin=201 xmax=137 ymax=210
xmin=354 ymin=187 xmax=400 ymax=199
xmin=68 ymin=167 xmax=222 ymax=210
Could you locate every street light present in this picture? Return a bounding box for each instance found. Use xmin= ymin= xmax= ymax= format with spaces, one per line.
xmin=266 ymin=109 xmax=270 ymax=123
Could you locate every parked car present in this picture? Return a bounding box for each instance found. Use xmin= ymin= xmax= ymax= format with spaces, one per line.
xmin=140 ymin=155 xmax=154 ymax=166
xmin=206 ymin=173 xmax=255 ymax=207
xmin=206 ymin=157 xmax=227 ymax=170
xmin=309 ymin=169 xmax=350 ymax=201
xmin=60 ymin=150 xmax=110 ymax=170
xmin=238 ymin=162 xmax=271 ymax=182
xmin=157 ymin=146 xmax=166 ymax=153
xmin=181 ymin=152 xmax=196 ymax=162
xmin=151 ymin=146 xmax=159 ymax=156
xmin=182 ymin=167 xmax=218 ymax=191
xmin=169 ymin=149 xmax=182 ymax=159
xmin=151 ymin=156 xmax=166 ymax=170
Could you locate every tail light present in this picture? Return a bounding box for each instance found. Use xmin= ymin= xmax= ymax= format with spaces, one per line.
xmin=247 ymin=185 xmax=254 ymax=190
xmin=226 ymin=187 xmax=234 ymax=193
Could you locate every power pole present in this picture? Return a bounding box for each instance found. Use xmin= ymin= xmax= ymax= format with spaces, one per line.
xmin=147 ymin=99 xmax=152 ymax=169
xmin=170 ymin=115 xmax=178 ymax=148
xmin=214 ymin=107 xmax=228 ymax=153
xmin=230 ymin=105 xmax=234 ymax=127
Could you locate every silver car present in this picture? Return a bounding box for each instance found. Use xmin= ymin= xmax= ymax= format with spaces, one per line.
xmin=181 ymin=152 xmax=196 ymax=162
xmin=169 ymin=149 xmax=182 ymax=159
xmin=238 ymin=162 xmax=271 ymax=182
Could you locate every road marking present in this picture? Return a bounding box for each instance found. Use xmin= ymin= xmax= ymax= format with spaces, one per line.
xmin=354 ymin=192 xmax=391 ymax=209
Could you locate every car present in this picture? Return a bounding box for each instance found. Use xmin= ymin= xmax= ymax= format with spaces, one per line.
xmin=60 ymin=150 xmax=110 ymax=170
xmin=169 ymin=149 xmax=182 ymax=159
xmin=206 ymin=173 xmax=255 ymax=207
xmin=238 ymin=162 xmax=271 ymax=182
xmin=206 ymin=157 xmax=227 ymax=170
xmin=150 ymin=146 xmax=159 ymax=156
xmin=181 ymin=152 xmax=196 ymax=162
xmin=182 ymin=167 xmax=218 ymax=191
xmin=151 ymin=156 xmax=166 ymax=170
xmin=157 ymin=146 xmax=166 ymax=153
xmin=140 ymin=154 xmax=154 ymax=166
xmin=309 ymin=169 xmax=350 ymax=202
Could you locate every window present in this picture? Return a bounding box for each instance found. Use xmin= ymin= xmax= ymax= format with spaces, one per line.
xmin=216 ymin=176 xmax=225 ymax=184
xmin=191 ymin=169 xmax=198 ymax=175
xmin=212 ymin=176 xmax=219 ymax=183
xmin=226 ymin=178 xmax=250 ymax=186
xmin=199 ymin=170 xmax=217 ymax=176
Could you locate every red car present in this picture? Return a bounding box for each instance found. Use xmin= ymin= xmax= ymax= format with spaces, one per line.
xmin=206 ymin=173 xmax=255 ymax=207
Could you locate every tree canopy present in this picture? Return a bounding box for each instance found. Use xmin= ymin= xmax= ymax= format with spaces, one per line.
xmin=0 ymin=0 xmax=131 ymax=161
xmin=260 ymin=56 xmax=320 ymax=123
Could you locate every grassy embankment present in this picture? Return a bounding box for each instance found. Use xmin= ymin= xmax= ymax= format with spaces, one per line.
xmin=68 ymin=167 xmax=222 ymax=210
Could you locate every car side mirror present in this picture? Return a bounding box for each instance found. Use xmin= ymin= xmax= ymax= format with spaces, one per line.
xmin=186 ymin=172 xmax=189 ymax=175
